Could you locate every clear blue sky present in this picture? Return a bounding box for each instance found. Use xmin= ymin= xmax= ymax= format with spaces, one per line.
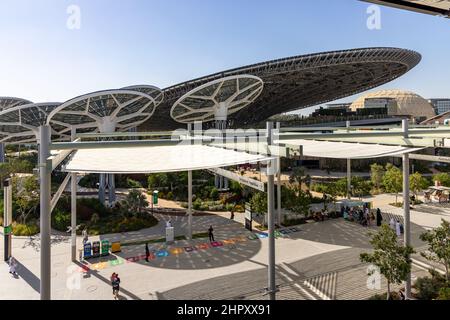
xmin=0 ymin=0 xmax=449 ymax=115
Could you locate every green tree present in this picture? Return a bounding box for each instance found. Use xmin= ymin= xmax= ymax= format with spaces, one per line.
xmin=250 ymin=191 xmax=268 ymax=226
xmin=382 ymin=164 xmax=403 ymax=204
xmin=371 ymin=163 xmax=385 ymax=193
xmin=289 ymin=167 xmax=307 ymax=188
xmin=410 ymin=172 xmax=429 ymax=198
xmin=420 ymin=219 xmax=450 ymax=282
xmin=12 ymin=176 xmax=39 ymax=225
xmin=284 ymin=187 xmax=311 ymax=215
xmin=147 ymin=173 xmax=168 ymax=189
xmin=123 ymin=189 xmax=149 ymax=217
xmin=352 ymin=176 xmax=372 ymax=200
xmin=433 ymin=173 xmax=450 ymax=187
xmin=360 ymin=224 xmax=415 ymax=300
xmin=209 ymin=188 xmax=219 ymax=201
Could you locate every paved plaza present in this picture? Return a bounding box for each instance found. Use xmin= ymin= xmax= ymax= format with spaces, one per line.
xmin=2 ymin=194 xmax=447 ymax=300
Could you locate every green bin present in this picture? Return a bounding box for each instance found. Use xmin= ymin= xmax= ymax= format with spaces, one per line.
xmin=101 ymin=240 xmax=110 ymax=256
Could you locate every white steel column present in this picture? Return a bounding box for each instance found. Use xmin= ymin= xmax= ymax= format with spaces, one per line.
xmin=71 ymin=173 xmax=77 ymax=262
xmin=347 ymin=159 xmax=351 ymax=199
xmin=267 ymin=160 xmax=276 ymax=300
xmin=346 ymin=121 xmax=351 ymax=199
xmin=402 ymin=119 xmax=412 ymax=299
xmin=39 ymin=125 xmax=51 ymax=300
xmin=0 ymin=143 xmax=5 ymax=163
xmin=276 ymin=122 xmax=282 ymax=226
xmin=187 ymin=170 xmax=193 ymax=240
xmin=70 ymin=128 xmax=77 ymax=262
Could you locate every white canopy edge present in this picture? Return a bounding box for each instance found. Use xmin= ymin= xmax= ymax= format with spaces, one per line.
xmin=276 ymin=139 xmax=424 ymax=159
xmin=63 ymin=145 xmax=273 ymax=174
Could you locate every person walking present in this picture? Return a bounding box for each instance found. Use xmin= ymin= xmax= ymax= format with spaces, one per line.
xmin=230 ymin=208 xmax=235 ymax=220
xmin=389 ymin=217 xmax=396 ymax=231
xmin=82 ymin=228 xmax=88 ymax=245
xmin=111 ymin=273 xmax=120 ymax=300
xmin=208 ymin=225 xmax=215 ymax=242
xmin=145 ymin=243 xmax=150 ymax=262
xmin=376 ymin=208 xmax=383 ymax=227
xmin=8 ymin=257 xmax=17 ymax=276
xmin=395 ymin=220 xmax=402 ymax=237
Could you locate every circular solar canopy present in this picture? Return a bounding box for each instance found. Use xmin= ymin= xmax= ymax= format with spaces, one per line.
xmin=141 ymin=47 xmax=422 ymax=130
xmin=171 ymin=75 xmax=263 ymax=124
xmin=122 ymin=85 xmax=164 ymax=107
xmin=0 ymin=102 xmax=61 ymax=144
xmin=47 ymin=87 xmax=162 ymax=135
xmin=0 ymin=97 xmax=33 ymax=111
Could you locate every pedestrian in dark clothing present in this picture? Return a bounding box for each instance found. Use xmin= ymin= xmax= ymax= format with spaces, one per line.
xmin=208 ymin=225 xmax=215 ymax=242
xmin=376 ymin=208 xmax=383 ymax=227
xmin=111 ymin=273 xmax=120 ymax=300
xmin=145 ymin=243 xmax=150 ymax=262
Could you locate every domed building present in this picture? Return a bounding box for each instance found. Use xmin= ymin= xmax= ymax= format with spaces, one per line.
xmin=349 ymin=90 xmax=435 ymax=120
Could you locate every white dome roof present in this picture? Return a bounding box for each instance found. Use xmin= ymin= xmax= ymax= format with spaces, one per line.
xmin=350 ymin=90 xmax=435 ymax=118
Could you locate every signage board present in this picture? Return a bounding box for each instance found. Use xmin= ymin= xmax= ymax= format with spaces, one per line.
xmin=207 ymin=168 xmax=265 ymax=192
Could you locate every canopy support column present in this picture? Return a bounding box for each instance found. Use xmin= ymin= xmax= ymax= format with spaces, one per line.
xmin=39 ymin=125 xmax=51 ymax=300
xmin=403 ymin=152 xmax=411 ymax=299
xmin=267 ymin=160 xmax=276 ymax=300
xmin=70 ymin=128 xmax=77 ymax=262
xmin=0 ymin=143 xmax=5 ymax=163
xmin=347 ymin=159 xmax=351 ymax=199
xmin=71 ymin=173 xmax=77 ymax=262
xmin=276 ymin=122 xmax=282 ymax=226
xmin=187 ymin=170 xmax=193 ymax=240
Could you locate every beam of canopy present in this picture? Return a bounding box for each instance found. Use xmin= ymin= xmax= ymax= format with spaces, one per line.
xmin=63 ymin=145 xmax=272 ymax=174
xmin=277 ymin=139 xmax=423 ymax=159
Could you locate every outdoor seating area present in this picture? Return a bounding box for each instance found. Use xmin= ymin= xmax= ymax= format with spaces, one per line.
xmin=424 ymin=186 xmax=450 ymax=203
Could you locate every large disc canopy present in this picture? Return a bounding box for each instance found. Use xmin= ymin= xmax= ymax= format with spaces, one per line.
xmin=0 ymin=102 xmax=61 ymax=144
xmin=0 ymin=97 xmax=33 ymax=111
xmin=170 ymin=75 xmax=264 ymax=124
xmin=47 ymin=87 xmax=163 ymax=135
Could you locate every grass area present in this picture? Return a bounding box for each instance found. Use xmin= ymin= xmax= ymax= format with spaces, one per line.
xmin=120 ymin=231 xmax=209 ymax=247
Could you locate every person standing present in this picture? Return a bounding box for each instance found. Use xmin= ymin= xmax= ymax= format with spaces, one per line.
xmin=208 ymin=225 xmax=215 ymax=242
xmin=82 ymin=228 xmax=88 ymax=245
xmin=111 ymin=273 xmax=120 ymax=300
xmin=145 ymin=243 xmax=150 ymax=262
xmin=376 ymin=208 xmax=383 ymax=227
xmin=9 ymin=257 xmax=17 ymax=276
xmin=230 ymin=208 xmax=235 ymax=220
xmin=389 ymin=217 xmax=396 ymax=231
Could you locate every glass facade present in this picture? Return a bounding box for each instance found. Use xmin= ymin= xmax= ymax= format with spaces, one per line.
xmin=429 ymin=99 xmax=450 ymax=115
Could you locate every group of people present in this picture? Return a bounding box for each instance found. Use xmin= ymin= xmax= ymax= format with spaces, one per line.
xmin=342 ymin=205 xmax=383 ymax=227
xmin=389 ymin=217 xmax=404 ymax=237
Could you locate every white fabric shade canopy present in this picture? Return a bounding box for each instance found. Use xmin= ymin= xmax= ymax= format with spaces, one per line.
xmin=63 ymin=144 xmax=272 ymax=174
xmin=277 ymin=139 xmax=423 ymax=159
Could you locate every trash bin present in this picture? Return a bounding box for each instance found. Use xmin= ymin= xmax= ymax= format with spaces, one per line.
xmin=111 ymin=242 xmax=121 ymax=253
xmin=92 ymin=241 xmax=100 ymax=258
xmin=83 ymin=242 xmax=92 ymax=260
xmin=101 ymin=240 xmax=110 ymax=256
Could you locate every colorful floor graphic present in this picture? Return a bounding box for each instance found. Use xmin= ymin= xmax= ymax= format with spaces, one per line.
xmin=77 ymin=227 xmax=300 ymax=273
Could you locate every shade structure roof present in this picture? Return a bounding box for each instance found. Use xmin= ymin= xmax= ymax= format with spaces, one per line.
xmin=0 ymin=97 xmax=33 ymax=111
xmin=0 ymin=102 xmax=61 ymax=144
xmin=47 ymin=88 xmax=163 ymax=135
xmin=140 ymin=47 xmax=421 ymax=130
xmin=171 ymin=75 xmax=264 ymax=123
xmin=62 ymin=145 xmax=272 ymax=174
xmin=363 ymin=0 xmax=450 ymax=17
xmin=277 ymin=138 xmax=423 ymax=159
